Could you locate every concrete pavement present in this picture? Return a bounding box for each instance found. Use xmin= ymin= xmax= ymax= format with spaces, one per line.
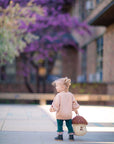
xmin=0 ymin=104 xmax=114 ymax=144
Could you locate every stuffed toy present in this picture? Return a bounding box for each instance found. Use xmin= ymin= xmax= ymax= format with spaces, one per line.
xmin=72 ymin=115 xmax=88 ymax=136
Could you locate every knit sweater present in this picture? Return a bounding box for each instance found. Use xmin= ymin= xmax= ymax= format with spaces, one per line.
xmin=50 ymin=91 xmax=80 ymax=120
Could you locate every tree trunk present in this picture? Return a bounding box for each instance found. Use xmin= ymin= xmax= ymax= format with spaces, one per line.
xmin=36 ymin=67 xmax=39 ymax=93
xmin=21 ymin=54 xmax=35 ymax=93
xmin=21 ymin=52 xmax=57 ymax=93
xmin=24 ymin=76 xmax=34 ymax=93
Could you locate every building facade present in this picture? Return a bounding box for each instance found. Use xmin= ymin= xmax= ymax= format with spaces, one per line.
xmin=71 ymin=0 xmax=114 ymax=94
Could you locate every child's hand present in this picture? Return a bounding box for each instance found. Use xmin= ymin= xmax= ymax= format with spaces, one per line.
xmin=75 ymin=109 xmax=79 ymax=115
xmin=49 ymin=105 xmax=55 ymax=112
xmin=49 ymin=107 xmax=51 ymax=112
xmin=76 ymin=113 xmax=79 ymax=116
xmin=49 ymin=106 xmax=53 ymax=112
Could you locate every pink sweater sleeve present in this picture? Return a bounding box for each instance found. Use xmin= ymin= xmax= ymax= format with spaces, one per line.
xmin=49 ymin=94 xmax=60 ymax=112
xmin=72 ymin=95 xmax=80 ymax=112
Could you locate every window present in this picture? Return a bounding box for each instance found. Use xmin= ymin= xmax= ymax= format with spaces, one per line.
xmin=30 ymin=69 xmax=36 ymax=83
xmin=96 ymin=0 xmax=100 ymax=4
xmin=86 ymin=0 xmax=94 ymax=10
xmin=0 ymin=60 xmax=16 ymax=83
xmin=81 ymin=46 xmax=87 ymax=82
xmin=51 ymin=53 xmax=62 ymax=76
xmin=0 ymin=66 xmax=6 ymax=81
xmin=96 ymin=36 xmax=103 ymax=82
xmin=79 ymin=0 xmax=86 ymax=20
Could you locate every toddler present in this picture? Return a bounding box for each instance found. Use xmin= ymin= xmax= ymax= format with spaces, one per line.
xmin=49 ymin=77 xmax=80 ymax=141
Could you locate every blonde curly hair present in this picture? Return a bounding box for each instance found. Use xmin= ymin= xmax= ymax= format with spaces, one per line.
xmin=52 ymin=77 xmax=71 ymax=91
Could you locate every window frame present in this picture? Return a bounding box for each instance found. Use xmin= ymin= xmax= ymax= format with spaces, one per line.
xmin=96 ymin=36 xmax=103 ymax=82
xmin=81 ymin=46 xmax=87 ymax=82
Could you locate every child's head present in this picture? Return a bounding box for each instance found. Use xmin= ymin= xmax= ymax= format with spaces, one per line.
xmin=52 ymin=77 xmax=71 ymax=92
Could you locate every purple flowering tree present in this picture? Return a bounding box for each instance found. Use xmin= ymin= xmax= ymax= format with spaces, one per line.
xmin=0 ymin=0 xmax=90 ymax=93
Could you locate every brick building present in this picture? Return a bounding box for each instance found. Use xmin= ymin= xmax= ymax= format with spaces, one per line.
xmin=70 ymin=0 xmax=114 ymax=94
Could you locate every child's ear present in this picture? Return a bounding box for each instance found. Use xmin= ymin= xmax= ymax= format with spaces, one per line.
xmin=67 ymin=79 xmax=71 ymax=86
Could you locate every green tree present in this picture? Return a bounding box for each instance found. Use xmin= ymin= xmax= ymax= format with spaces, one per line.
xmin=0 ymin=1 xmax=43 ymax=65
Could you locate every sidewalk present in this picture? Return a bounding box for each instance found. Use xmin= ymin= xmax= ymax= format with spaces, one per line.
xmin=0 ymin=104 xmax=114 ymax=144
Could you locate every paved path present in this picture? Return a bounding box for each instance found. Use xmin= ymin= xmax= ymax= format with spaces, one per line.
xmin=0 ymin=104 xmax=114 ymax=144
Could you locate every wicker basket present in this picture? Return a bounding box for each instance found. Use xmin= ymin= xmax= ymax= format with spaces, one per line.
xmin=72 ymin=115 xmax=88 ymax=136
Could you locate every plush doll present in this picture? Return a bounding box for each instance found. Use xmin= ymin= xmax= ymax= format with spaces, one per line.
xmin=72 ymin=115 xmax=88 ymax=136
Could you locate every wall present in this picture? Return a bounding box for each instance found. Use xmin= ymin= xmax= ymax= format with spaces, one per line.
xmin=62 ymin=48 xmax=78 ymax=82
xmin=86 ymin=40 xmax=97 ymax=82
xmin=0 ymin=83 xmax=53 ymax=93
xmin=0 ymin=83 xmax=107 ymax=94
xmin=103 ymin=23 xmax=114 ymax=94
xmin=103 ymin=24 xmax=114 ymax=83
